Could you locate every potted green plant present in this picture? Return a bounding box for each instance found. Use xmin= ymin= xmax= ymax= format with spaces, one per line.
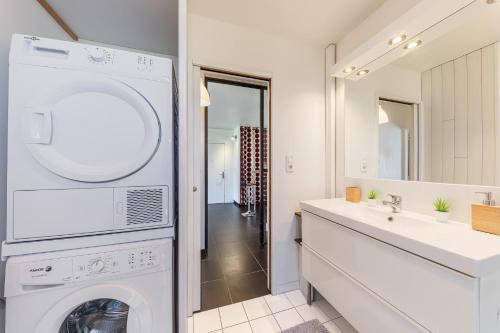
xmin=433 ymin=198 xmax=451 ymax=222
xmin=368 ymin=190 xmax=377 ymax=207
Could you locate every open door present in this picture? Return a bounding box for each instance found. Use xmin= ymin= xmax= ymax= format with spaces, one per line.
xmin=187 ymin=66 xmax=203 ymax=314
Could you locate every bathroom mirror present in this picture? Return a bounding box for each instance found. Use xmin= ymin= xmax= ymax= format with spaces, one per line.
xmin=344 ymin=0 xmax=500 ymax=186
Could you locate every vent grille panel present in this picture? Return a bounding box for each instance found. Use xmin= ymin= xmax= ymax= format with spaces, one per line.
xmin=126 ymin=189 xmax=163 ymax=225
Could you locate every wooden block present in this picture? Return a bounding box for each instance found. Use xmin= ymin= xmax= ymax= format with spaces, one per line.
xmin=472 ymin=204 xmax=500 ymax=236
xmin=346 ymin=187 xmax=361 ymax=203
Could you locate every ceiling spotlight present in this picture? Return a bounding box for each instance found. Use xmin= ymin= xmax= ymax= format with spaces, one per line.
xmin=389 ymin=34 xmax=407 ymax=46
xmin=357 ymin=69 xmax=369 ymax=76
xmin=404 ymin=40 xmax=422 ymax=50
xmin=343 ymin=66 xmax=356 ymax=74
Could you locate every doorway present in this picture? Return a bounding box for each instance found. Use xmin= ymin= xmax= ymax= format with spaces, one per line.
xmin=378 ymin=98 xmax=420 ymax=181
xmin=207 ymin=143 xmax=226 ymax=204
xmin=201 ymin=71 xmax=271 ymax=311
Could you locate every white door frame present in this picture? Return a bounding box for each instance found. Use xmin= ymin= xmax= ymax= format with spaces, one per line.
xmin=186 ymin=64 xmax=275 ymax=316
xmin=187 ymin=66 xmax=203 ymax=315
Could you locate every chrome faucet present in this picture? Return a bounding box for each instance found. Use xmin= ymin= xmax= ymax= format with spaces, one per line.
xmin=476 ymin=192 xmax=495 ymax=206
xmin=383 ymin=194 xmax=402 ymax=213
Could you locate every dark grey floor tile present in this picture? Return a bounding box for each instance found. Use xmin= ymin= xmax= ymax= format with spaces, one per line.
xmin=252 ymin=248 xmax=267 ymax=269
xmin=201 ymin=203 xmax=268 ymax=307
xmin=201 ymin=259 xmax=224 ymax=282
xmin=219 ymin=252 xmax=261 ymax=277
xmin=216 ymin=241 xmax=252 ymax=258
xmin=227 ymin=271 xmax=269 ymax=303
xmin=246 ymin=237 xmax=266 ymax=252
xmin=201 ymin=279 xmax=232 ymax=311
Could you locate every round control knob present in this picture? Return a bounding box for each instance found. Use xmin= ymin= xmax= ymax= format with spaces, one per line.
xmin=88 ymin=48 xmax=106 ymax=63
xmin=90 ymin=259 xmax=106 ymax=273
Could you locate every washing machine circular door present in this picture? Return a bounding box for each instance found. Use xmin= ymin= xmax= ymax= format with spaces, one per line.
xmin=35 ymin=285 xmax=153 ymax=333
xmin=23 ymin=78 xmax=161 ymax=183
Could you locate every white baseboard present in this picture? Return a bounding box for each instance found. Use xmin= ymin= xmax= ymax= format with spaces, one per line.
xmin=275 ymin=280 xmax=300 ymax=295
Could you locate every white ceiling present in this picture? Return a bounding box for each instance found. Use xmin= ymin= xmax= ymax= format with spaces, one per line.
xmin=45 ymin=0 xmax=178 ymax=55
xmin=189 ymin=0 xmax=386 ymax=46
xmin=207 ymin=82 xmax=262 ymax=129
xmin=393 ymin=2 xmax=500 ymax=72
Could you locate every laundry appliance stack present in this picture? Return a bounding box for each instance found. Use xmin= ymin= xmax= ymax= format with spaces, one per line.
xmin=1 ymin=34 xmax=177 ymax=333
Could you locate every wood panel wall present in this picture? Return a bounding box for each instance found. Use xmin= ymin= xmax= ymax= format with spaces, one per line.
xmin=422 ymin=44 xmax=499 ymax=185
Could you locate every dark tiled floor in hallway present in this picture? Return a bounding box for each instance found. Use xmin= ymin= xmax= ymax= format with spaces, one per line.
xmin=201 ymin=203 xmax=269 ymax=311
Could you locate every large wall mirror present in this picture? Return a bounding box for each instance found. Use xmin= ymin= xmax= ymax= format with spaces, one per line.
xmin=344 ymin=0 xmax=500 ymax=186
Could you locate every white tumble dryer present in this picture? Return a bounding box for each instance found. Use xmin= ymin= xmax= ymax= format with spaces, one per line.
xmin=6 ymin=34 xmax=177 ymax=243
xmin=4 ymin=238 xmax=173 ymax=333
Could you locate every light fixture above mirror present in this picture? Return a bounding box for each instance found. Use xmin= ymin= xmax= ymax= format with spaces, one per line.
xmin=388 ymin=33 xmax=407 ymax=46
xmin=343 ymin=66 xmax=356 ymax=74
xmin=404 ymin=40 xmax=422 ymax=50
xmin=356 ymin=69 xmax=369 ymax=76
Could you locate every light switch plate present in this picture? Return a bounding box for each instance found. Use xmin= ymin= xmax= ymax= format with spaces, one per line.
xmin=360 ymin=159 xmax=368 ymax=173
xmin=286 ymin=155 xmax=294 ymax=173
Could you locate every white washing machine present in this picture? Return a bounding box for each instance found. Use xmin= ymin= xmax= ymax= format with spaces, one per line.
xmin=4 ymin=238 xmax=173 ymax=333
xmin=7 ymin=34 xmax=176 ymax=243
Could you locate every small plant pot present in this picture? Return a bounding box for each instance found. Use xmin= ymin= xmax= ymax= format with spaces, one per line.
xmin=434 ymin=211 xmax=450 ymax=223
xmin=368 ymin=199 xmax=377 ymax=207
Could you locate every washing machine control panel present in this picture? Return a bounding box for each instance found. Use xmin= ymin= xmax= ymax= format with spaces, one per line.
xmin=73 ymin=246 xmax=161 ymax=281
xmin=18 ymin=244 xmax=165 ymax=285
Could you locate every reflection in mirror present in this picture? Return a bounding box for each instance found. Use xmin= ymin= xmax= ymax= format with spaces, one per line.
xmin=344 ymin=0 xmax=500 ymax=186
xmin=378 ymin=99 xmax=419 ymax=181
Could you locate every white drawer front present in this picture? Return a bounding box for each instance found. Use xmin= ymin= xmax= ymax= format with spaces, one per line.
xmin=302 ymin=211 xmax=478 ymax=333
xmin=303 ymin=245 xmax=428 ymax=333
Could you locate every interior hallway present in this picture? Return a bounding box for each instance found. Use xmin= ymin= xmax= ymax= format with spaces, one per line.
xmin=201 ymin=203 xmax=268 ymax=311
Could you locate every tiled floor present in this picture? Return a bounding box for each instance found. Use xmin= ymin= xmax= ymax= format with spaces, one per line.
xmin=202 ymin=203 xmax=268 ymax=310
xmin=189 ymin=290 xmax=358 ymax=333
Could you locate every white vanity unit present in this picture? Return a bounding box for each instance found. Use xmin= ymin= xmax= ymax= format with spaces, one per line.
xmin=301 ymin=199 xmax=500 ymax=333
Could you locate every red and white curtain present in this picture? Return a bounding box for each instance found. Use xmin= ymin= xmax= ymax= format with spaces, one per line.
xmin=240 ymin=126 xmax=268 ymax=206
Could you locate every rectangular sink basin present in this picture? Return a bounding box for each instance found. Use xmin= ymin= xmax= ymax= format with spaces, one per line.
xmin=301 ymin=198 xmax=500 ymax=277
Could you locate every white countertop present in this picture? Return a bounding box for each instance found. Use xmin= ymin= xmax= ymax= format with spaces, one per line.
xmin=301 ymin=198 xmax=500 ymax=277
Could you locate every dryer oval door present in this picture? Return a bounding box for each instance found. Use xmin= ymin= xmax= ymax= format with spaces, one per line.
xmin=35 ymin=285 xmax=153 ymax=333
xmin=23 ymin=78 xmax=161 ymax=183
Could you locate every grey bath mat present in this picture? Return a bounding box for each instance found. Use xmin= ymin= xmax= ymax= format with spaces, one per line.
xmin=283 ymin=319 xmax=329 ymax=333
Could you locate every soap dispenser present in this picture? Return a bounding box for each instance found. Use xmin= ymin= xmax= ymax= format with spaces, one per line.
xmin=471 ymin=192 xmax=500 ymax=235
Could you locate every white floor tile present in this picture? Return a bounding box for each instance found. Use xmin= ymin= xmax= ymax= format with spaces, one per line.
xmin=219 ymin=303 xmax=248 ymax=328
xmin=333 ymin=317 xmax=358 ymax=333
xmin=273 ymin=308 xmax=304 ymax=331
xmin=223 ymin=322 xmax=253 ymax=333
xmin=188 ymin=316 xmax=194 ymax=333
xmin=324 ymin=320 xmax=343 ymax=333
xmin=315 ymin=298 xmax=342 ymax=320
xmin=285 ymin=290 xmax=307 ymax=307
xmin=295 ymin=303 xmax=330 ymax=323
xmin=250 ymin=315 xmax=281 ymax=333
xmin=194 ymin=309 xmax=222 ymax=333
xmin=264 ymin=294 xmax=293 ymax=313
xmin=242 ymin=297 xmax=272 ymax=320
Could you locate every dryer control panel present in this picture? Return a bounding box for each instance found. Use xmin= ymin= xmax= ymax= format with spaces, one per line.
xmin=13 ymin=240 xmax=169 ymax=287
xmin=9 ymin=34 xmax=172 ymax=82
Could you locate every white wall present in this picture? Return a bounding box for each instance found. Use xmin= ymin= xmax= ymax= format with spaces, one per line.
xmin=422 ymin=43 xmax=499 ymax=185
xmin=345 ymin=65 xmax=421 ymax=179
xmin=207 ymin=128 xmax=237 ymax=204
xmin=189 ymin=14 xmax=326 ymax=293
